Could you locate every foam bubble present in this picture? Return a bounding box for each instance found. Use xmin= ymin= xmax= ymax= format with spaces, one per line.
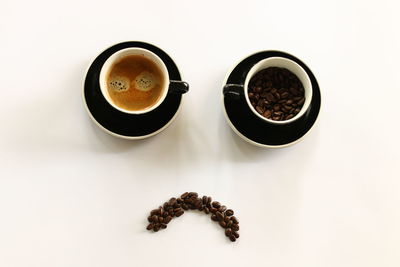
xmin=109 ymin=76 xmax=130 ymax=92
xmin=134 ymin=71 xmax=157 ymax=91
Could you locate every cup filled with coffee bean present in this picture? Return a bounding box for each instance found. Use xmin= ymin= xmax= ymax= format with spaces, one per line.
xmin=99 ymin=47 xmax=189 ymax=114
xmin=224 ymin=57 xmax=312 ymax=124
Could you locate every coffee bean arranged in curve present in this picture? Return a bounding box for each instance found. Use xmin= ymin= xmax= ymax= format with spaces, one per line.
xmin=231 ymin=216 xmax=239 ymax=224
xmin=232 ymin=231 xmax=239 ymax=239
xmin=216 ymin=211 xmax=224 ymax=221
xmin=248 ymin=67 xmax=305 ymax=121
xmin=145 ymin=192 xmax=240 ymax=242
xmin=231 ymin=223 xmax=240 ymax=232
xmin=229 ymin=235 xmax=236 ymax=242
xmin=212 ymin=201 xmax=221 ymax=209
xmin=225 ymin=209 xmax=234 ymax=216
xmin=225 ymin=228 xmax=232 ymax=237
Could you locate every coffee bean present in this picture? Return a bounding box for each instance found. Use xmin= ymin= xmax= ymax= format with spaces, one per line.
xmin=232 ymin=231 xmax=239 ymax=238
xmin=229 ymin=235 xmax=236 ymax=242
xmin=231 ymin=224 xmax=239 ymax=231
xmin=146 ymin=223 xmax=154 ymax=230
xmin=160 ymin=223 xmax=167 ymax=229
xmin=150 ymin=209 xmax=159 ymax=216
xmin=206 ymin=197 xmax=212 ymax=205
xmin=188 ymin=192 xmax=198 ymax=198
xmin=297 ymin=97 xmax=305 ymax=106
xmin=210 ymin=207 xmax=218 ymax=213
xmin=219 ymin=221 xmax=227 ymax=228
xmin=255 ymin=106 xmax=264 ymax=114
xmin=158 ymin=217 xmax=164 ymax=223
xmin=272 ymin=116 xmax=280 ymax=120
xmin=168 ymin=198 xmax=177 ymax=206
xmin=263 ymin=109 xmax=272 ymax=118
xmin=219 ymin=205 xmax=227 ymax=212
xmin=211 ymin=214 xmax=218 ymax=221
xmin=181 ymin=204 xmax=188 ymax=210
xmin=153 ymin=224 xmax=160 ymax=232
xmin=160 ymin=207 xmax=165 ymax=216
xmin=173 ymin=208 xmax=182 ymax=213
xmin=151 ymin=215 xmax=158 ymax=223
xmin=163 ymin=202 xmax=169 ymax=210
xmin=194 ymin=199 xmax=202 ymax=209
xmin=266 ymin=93 xmax=275 ymax=102
xmin=204 ymin=207 xmax=210 ymax=214
xmin=273 ymin=104 xmax=280 ymax=111
xmin=231 ymin=216 xmax=239 ymax=224
xmin=285 ymin=114 xmax=294 ymax=120
xmin=212 ymin=201 xmax=221 ymax=209
xmin=225 ymin=228 xmax=232 ymax=237
xmin=147 ymin=216 xmax=153 ymax=222
xmin=181 ymin=192 xmax=189 ymax=199
xmin=281 ymin=91 xmax=289 ymax=99
xmin=224 ymin=215 xmax=230 ymax=223
xmin=227 ymin=220 xmax=233 ymax=228
xmin=283 ymin=104 xmax=292 ymax=110
xmin=164 ymin=216 xmax=172 ymax=224
xmin=175 ymin=209 xmax=184 ymax=217
xmin=202 ymin=196 xmax=207 ymax=205
xmin=216 ymin=211 xmax=224 ymax=221
xmin=177 ymin=198 xmax=183 ymax=204
xmin=225 ymin=209 xmax=234 ymax=216
xmin=198 ymin=206 xmax=204 ymax=211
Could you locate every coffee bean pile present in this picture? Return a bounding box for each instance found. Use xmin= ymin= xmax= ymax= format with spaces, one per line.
xmin=146 ymin=192 xmax=240 ymax=242
xmin=248 ymin=67 xmax=305 ymax=121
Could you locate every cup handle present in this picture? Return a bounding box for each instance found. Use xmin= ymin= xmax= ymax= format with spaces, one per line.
xmin=169 ymin=80 xmax=189 ymax=94
xmin=223 ymin=84 xmax=244 ymax=99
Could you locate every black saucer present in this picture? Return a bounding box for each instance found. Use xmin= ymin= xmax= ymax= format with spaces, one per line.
xmin=223 ymin=51 xmax=321 ymax=147
xmin=84 ymin=41 xmax=183 ymax=138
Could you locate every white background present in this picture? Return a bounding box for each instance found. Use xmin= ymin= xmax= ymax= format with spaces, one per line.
xmin=1 ymin=0 xmax=399 ymax=266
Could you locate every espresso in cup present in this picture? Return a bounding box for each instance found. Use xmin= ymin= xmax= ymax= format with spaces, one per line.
xmin=107 ymin=55 xmax=165 ymax=111
xmin=99 ymin=47 xmax=188 ymax=115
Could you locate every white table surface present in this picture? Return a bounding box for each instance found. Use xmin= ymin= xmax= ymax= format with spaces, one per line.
xmin=1 ymin=0 xmax=399 ymax=266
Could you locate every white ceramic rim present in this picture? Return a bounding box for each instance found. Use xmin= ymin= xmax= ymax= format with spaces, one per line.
xmin=221 ymin=50 xmax=321 ymax=148
xmin=244 ymin=57 xmax=312 ymax=124
xmin=82 ymin=42 xmax=183 ymax=140
xmin=99 ymin=47 xmax=170 ymax=115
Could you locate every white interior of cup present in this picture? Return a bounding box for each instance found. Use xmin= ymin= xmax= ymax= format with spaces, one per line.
xmin=99 ymin=47 xmax=169 ymax=114
xmin=244 ymin=57 xmax=312 ymax=124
